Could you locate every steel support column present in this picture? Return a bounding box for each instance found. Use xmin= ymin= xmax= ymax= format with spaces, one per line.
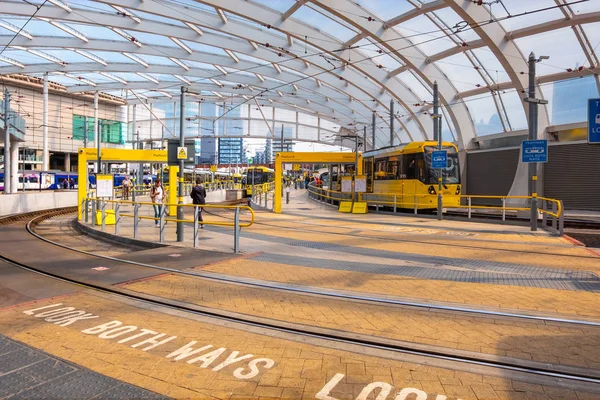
xmin=42 ymin=72 xmax=49 ymax=171
xmin=3 ymin=88 xmax=10 ymax=194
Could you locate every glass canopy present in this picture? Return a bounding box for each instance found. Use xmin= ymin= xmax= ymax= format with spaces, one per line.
xmin=0 ymin=0 xmax=598 ymax=149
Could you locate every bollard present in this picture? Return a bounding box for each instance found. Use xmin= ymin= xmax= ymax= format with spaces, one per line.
xmin=115 ymin=202 xmax=120 ymax=235
xmin=133 ymin=203 xmax=139 ymax=239
xmin=193 ymin=205 xmax=199 ymax=248
xmin=101 ymin=200 xmax=106 ymax=231
xmin=558 ymin=200 xmax=564 ymax=236
xmin=468 ymin=197 xmax=472 ymax=219
xmin=84 ymin=199 xmax=89 ymax=223
xmin=286 ymin=190 xmax=290 ymax=204
xmin=159 ymin=205 xmax=165 ymax=243
xmin=542 ymin=200 xmax=547 ymax=227
xmin=393 ymin=195 xmax=397 ymax=213
xmin=552 ymin=201 xmax=558 ymax=231
xmin=502 ymin=198 xmax=506 ymax=221
xmin=413 ymin=196 xmax=418 ymax=215
xmin=233 ymin=207 xmax=240 ymax=253
xmin=264 ymin=191 xmax=268 ymax=207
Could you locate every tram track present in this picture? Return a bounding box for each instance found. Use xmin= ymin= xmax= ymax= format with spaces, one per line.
xmin=1 ymin=211 xmax=600 ymax=388
xmin=26 ymin=210 xmax=600 ymax=327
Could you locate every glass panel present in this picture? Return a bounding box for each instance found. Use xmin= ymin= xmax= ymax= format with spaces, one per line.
xmin=251 ymin=0 xmax=295 ymax=13
xmin=354 ymin=0 xmax=414 ymax=21
xmin=297 ymin=124 xmax=317 ymax=140
xmin=250 ymin=105 xmax=273 ymax=120
xmin=499 ymin=90 xmax=528 ymax=131
xmin=515 ymin=28 xmax=587 ymax=76
xmin=396 ymin=71 xmax=430 ymax=101
xmin=495 ymin=0 xmax=565 ymax=31
xmin=469 ymin=48 xmax=511 ymax=84
xmin=355 ymin=39 xmax=403 ymax=71
xmin=395 ymin=15 xmax=455 ymax=56
xmin=463 ymin=93 xmax=504 ymax=136
xmin=546 ymin=75 xmax=599 ymax=125
xmin=430 ymin=7 xmax=480 ymax=43
xmin=293 ymin=5 xmax=358 ymax=41
xmin=249 ymin=119 xmax=272 ymax=137
xmin=298 ymin=112 xmax=318 ymax=126
xmin=274 ymin=108 xmax=296 ymax=123
xmin=434 ymin=53 xmax=481 ymax=92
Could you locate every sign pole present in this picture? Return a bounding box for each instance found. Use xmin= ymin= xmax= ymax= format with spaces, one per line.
xmin=527 ymin=53 xmax=538 ymax=232
xmin=177 ymin=86 xmax=186 ymax=242
xmin=433 ymin=81 xmax=443 ymax=221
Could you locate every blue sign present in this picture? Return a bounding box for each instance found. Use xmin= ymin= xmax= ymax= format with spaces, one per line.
xmin=431 ymin=150 xmax=447 ymax=169
xmin=521 ymin=139 xmax=548 ymax=163
xmin=588 ymin=98 xmax=600 ymax=144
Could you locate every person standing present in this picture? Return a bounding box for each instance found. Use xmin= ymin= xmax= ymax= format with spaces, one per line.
xmin=190 ymin=178 xmax=207 ymax=229
xmin=150 ymin=179 xmax=164 ymax=227
xmin=122 ymin=176 xmax=131 ymax=200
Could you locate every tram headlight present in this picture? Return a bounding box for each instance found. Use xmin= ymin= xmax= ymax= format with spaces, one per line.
xmin=428 ymin=185 xmax=436 ymax=195
xmin=455 ymin=186 xmax=461 ymax=195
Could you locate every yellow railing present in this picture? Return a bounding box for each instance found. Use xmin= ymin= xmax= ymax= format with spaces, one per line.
xmin=81 ymin=197 xmax=255 ymax=252
xmin=306 ymin=185 xmax=564 ymax=234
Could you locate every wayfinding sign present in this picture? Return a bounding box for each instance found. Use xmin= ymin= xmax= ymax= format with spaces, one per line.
xmin=521 ymin=139 xmax=548 ymax=163
xmin=431 ymin=150 xmax=447 ymax=168
xmin=588 ymin=98 xmax=600 ymax=144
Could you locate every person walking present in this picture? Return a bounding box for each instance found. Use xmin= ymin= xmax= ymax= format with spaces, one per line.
xmin=190 ymin=178 xmax=207 ymax=229
xmin=150 ymin=179 xmax=164 ymax=227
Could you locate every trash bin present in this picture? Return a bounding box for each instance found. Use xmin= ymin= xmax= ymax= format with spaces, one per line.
xmin=95 ymin=209 xmax=116 ymax=225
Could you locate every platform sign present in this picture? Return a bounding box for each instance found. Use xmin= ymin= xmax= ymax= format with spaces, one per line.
xmin=355 ymin=175 xmax=367 ymax=193
xmin=96 ymin=174 xmax=113 ymax=198
xmin=341 ymin=176 xmax=353 ymax=193
xmin=521 ymin=139 xmax=548 ymax=163
xmin=431 ymin=150 xmax=447 ymax=169
xmin=588 ymin=98 xmax=600 ymax=144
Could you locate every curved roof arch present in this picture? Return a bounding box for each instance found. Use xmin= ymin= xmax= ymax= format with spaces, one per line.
xmin=0 ymin=0 xmax=598 ymax=148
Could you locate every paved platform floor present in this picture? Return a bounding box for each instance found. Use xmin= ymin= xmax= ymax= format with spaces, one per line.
xmin=1 ymin=279 xmax=599 ymax=400
xmin=2 ymin=209 xmax=600 ymax=399
xmin=76 ymin=190 xmax=600 ymax=320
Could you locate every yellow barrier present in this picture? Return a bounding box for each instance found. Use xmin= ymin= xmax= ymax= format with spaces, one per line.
xmin=306 ymin=186 xmax=563 ymax=233
xmin=85 ymin=197 xmax=255 ymax=228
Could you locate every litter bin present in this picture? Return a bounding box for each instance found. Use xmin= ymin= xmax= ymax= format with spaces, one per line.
xmin=95 ymin=209 xmax=116 ymax=225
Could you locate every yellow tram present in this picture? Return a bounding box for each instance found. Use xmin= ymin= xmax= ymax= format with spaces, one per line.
xmin=244 ymin=166 xmax=274 ymax=196
xmin=362 ymin=141 xmax=461 ymax=209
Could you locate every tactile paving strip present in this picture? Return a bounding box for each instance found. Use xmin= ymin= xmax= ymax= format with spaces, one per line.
xmin=247 ymin=251 xmax=600 ymax=292
xmin=0 ymin=335 xmax=168 ymax=399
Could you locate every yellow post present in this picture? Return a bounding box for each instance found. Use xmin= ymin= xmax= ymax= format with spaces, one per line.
xmin=77 ymin=148 xmax=88 ymax=220
xmin=274 ymin=154 xmax=283 ymax=213
xmin=168 ymin=165 xmax=178 ymax=216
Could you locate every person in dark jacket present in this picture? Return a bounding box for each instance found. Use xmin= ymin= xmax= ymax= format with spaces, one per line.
xmin=190 ymin=178 xmax=207 ymax=228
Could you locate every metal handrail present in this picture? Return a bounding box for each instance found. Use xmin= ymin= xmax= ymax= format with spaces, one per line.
xmin=306 ymin=186 xmax=564 ymax=234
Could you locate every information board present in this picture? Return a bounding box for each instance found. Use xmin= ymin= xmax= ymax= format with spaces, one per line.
xmin=96 ymin=174 xmax=114 ymax=198
xmin=341 ymin=176 xmax=353 ymax=193
xmin=354 ymin=175 xmax=367 ymax=193
xmin=588 ymin=98 xmax=600 ymax=144
xmin=431 ymin=151 xmax=447 ymax=169
xmin=521 ymin=139 xmax=548 ymax=163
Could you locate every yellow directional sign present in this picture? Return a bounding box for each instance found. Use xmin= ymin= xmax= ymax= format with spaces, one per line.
xmin=177 ymin=146 xmax=188 ymax=160
xmin=293 ymin=164 xmax=300 ymax=171
xmin=338 ymin=201 xmax=353 ymax=213
xmin=352 ymin=202 xmax=368 ymax=214
xmin=210 ymin=165 xmax=217 ymax=172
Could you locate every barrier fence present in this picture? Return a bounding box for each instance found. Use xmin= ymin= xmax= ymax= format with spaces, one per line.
xmin=81 ymin=197 xmax=255 ymax=253
xmin=307 ymin=185 xmax=564 ymax=236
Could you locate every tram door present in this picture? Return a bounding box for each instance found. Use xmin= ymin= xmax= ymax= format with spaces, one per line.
xmin=363 ymin=157 xmax=374 ymax=193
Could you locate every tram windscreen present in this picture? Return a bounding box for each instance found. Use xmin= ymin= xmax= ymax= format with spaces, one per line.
xmin=248 ymin=170 xmax=264 ymax=184
xmin=424 ymin=146 xmax=460 ymax=184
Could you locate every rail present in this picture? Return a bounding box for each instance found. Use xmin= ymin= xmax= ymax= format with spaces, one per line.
xmin=307 ymin=186 xmax=564 ymax=236
xmin=80 ymin=197 xmax=255 ymax=253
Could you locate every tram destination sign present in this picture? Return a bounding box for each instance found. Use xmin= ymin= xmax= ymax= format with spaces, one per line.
xmin=431 ymin=150 xmax=447 ymax=169
xmin=521 ymin=139 xmax=548 ymax=163
xmin=588 ymin=98 xmax=600 ymax=144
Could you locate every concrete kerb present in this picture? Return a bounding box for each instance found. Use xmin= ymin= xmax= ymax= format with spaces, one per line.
xmin=75 ymin=218 xmax=168 ymax=249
